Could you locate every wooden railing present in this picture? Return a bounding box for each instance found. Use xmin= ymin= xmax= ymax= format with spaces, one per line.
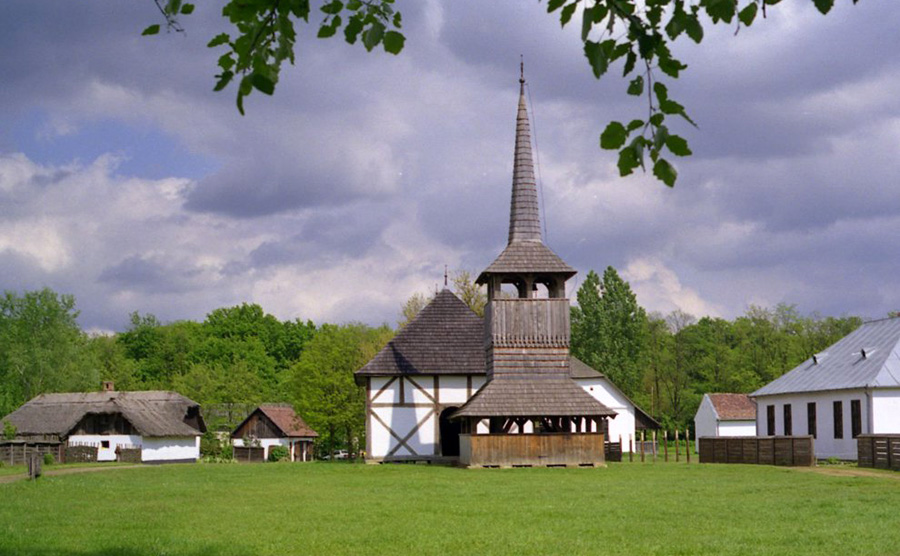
xmin=857 ymin=434 xmax=900 ymax=470
xmin=485 ymin=299 xmax=570 ymax=347
xmin=459 ymin=432 xmax=604 ymax=468
xmin=698 ymin=436 xmax=815 ymax=467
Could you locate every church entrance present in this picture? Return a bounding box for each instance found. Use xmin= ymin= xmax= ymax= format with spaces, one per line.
xmin=439 ymin=407 xmax=461 ymax=457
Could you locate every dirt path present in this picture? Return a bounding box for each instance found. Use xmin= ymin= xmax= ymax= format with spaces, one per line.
xmin=0 ymin=464 xmax=144 ymax=484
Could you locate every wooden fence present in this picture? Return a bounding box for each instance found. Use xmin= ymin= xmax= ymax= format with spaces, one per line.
xmin=459 ymin=433 xmax=605 ymax=468
xmin=233 ymin=446 xmax=265 ymax=463
xmin=0 ymin=441 xmax=64 ymax=466
xmin=857 ymin=434 xmax=900 ymax=470
xmin=698 ymin=436 xmax=815 ymax=467
xmin=604 ymin=441 xmax=622 ymax=462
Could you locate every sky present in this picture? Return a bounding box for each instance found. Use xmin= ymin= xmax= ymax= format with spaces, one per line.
xmin=2 ymin=1 xmax=899 ymax=333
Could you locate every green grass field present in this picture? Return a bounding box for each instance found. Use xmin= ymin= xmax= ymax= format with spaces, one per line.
xmin=1 ymin=462 xmax=898 ymax=555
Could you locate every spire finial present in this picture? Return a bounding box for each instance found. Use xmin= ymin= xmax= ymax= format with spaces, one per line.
xmin=519 ymin=55 xmax=525 ymax=85
xmin=444 ymin=265 xmax=448 ymax=288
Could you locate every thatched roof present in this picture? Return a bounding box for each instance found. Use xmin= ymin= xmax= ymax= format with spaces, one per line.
xmin=355 ymin=289 xmax=485 ymax=382
xmin=452 ymin=375 xmax=617 ymax=419
xmin=1 ymin=391 xmax=205 ymax=438
xmin=233 ymin=404 xmax=318 ymax=438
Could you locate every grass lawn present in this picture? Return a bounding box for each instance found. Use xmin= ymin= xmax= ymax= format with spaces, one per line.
xmin=1 ymin=462 xmax=898 ymax=555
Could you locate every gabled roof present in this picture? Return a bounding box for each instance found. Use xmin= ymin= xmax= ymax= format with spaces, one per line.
xmin=706 ymin=393 xmax=756 ymax=421
xmin=752 ymin=317 xmax=900 ymax=397
xmin=568 ymin=357 xmax=661 ymax=429
xmin=1 ymin=391 xmax=204 ymax=438
xmin=451 ymin=375 xmax=618 ymax=419
xmin=355 ymin=289 xmax=485 ymax=381
xmin=233 ymin=404 xmax=318 ymax=438
xmin=477 ymin=241 xmax=576 ymax=283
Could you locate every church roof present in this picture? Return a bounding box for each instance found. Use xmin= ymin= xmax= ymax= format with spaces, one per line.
xmin=355 ymin=289 xmax=485 ymax=381
xmin=477 ymin=242 xmax=576 ymax=283
xmin=752 ymin=316 xmax=900 ymax=397
xmin=452 ymin=375 xmax=617 ymax=419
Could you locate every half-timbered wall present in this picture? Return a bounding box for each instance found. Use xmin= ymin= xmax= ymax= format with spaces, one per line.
xmin=366 ymin=374 xmax=486 ymax=460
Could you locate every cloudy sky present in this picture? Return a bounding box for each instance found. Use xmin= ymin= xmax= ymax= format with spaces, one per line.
xmin=2 ymin=1 xmax=899 ymax=332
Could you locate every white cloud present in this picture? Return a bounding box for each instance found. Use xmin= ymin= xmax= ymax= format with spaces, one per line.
xmin=622 ymin=258 xmax=724 ymax=319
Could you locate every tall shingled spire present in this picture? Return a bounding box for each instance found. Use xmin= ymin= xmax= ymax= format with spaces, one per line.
xmin=508 ymin=62 xmax=542 ymax=244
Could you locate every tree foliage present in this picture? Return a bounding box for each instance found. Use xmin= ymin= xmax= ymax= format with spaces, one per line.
xmin=143 ymin=0 xmax=858 ymax=185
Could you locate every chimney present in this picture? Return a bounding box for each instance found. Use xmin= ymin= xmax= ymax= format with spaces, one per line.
xmin=102 ymin=381 xmax=115 ymax=392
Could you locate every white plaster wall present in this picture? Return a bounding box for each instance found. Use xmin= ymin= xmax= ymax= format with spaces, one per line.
xmin=69 ymin=434 xmax=141 ymax=462
xmin=370 ymin=377 xmax=401 ymax=404
xmin=718 ymin=421 xmax=756 ymax=436
xmin=370 ymin=406 xmax=437 ymax=458
xmin=439 ymin=376 xmax=470 ymax=404
xmin=872 ymin=389 xmax=900 ymax=434
xmin=693 ymin=395 xmax=718 ymax=453
xmin=404 ymin=377 xmax=435 ymax=404
xmin=142 ymin=436 xmax=200 ymax=462
xmin=577 ymin=377 xmax=637 ymax=450
xmin=471 ymin=376 xmax=486 ymax=392
xmin=755 ymin=390 xmax=868 ymax=460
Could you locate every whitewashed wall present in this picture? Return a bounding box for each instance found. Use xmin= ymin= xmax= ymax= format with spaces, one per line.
xmin=693 ymin=395 xmax=718 ymax=453
xmin=871 ymin=389 xmax=900 ymax=434
xmin=754 ymin=390 xmax=868 ymax=460
xmin=69 ymin=434 xmax=141 ymax=462
xmin=576 ymin=377 xmax=637 ymax=451
xmin=142 ymin=436 xmax=200 ymax=462
xmin=718 ymin=421 xmax=756 ymax=436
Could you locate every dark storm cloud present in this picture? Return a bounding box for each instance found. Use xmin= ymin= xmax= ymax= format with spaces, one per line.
xmin=98 ymin=255 xmax=197 ymax=294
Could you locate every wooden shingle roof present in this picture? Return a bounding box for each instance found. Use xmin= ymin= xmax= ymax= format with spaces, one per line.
xmin=233 ymin=404 xmax=318 ymax=438
xmin=355 ymin=289 xmax=485 ymax=381
xmin=1 ymin=391 xmax=205 ymax=438
xmin=477 ymin=242 xmax=576 ymax=283
xmin=452 ymin=376 xmax=617 ymax=419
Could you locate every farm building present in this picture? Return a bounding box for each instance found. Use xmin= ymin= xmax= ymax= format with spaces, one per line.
xmin=0 ymin=383 xmax=205 ymax=463
xmin=751 ymin=316 xmax=900 ymax=460
xmin=693 ymin=393 xmax=756 ymax=453
xmin=231 ymin=404 xmax=318 ymax=462
xmin=355 ymin=71 xmax=656 ymax=466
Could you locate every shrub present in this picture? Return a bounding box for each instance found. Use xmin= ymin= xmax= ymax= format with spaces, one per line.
xmin=2 ymin=420 xmax=16 ymax=441
xmin=43 ymin=453 xmax=55 ymax=466
xmin=268 ymin=445 xmax=289 ymax=462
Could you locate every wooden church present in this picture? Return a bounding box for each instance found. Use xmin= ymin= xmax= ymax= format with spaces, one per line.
xmin=355 ymin=71 xmax=652 ymax=467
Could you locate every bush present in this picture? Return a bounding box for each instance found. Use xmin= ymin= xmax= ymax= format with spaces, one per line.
xmin=268 ymin=445 xmax=289 ymax=462
xmin=43 ymin=453 xmax=55 ymax=466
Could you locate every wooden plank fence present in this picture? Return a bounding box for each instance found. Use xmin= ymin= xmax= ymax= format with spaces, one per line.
xmin=233 ymin=446 xmax=265 ymax=463
xmin=857 ymin=434 xmax=900 ymax=471
xmin=699 ymin=436 xmax=815 ymax=467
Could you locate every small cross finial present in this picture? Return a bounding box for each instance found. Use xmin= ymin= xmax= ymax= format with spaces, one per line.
xmin=519 ymin=56 xmax=525 ymax=84
xmin=444 ymin=265 xmax=448 ymax=288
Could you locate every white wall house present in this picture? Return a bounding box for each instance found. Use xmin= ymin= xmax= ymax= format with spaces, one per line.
xmin=355 ymin=290 xmax=658 ymax=462
xmin=1 ymin=388 xmax=206 ymax=463
xmin=751 ymin=317 xmax=900 ymax=460
xmin=231 ymin=404 xmax=317 ymax=462
xmin=693 ymin=393 xmax=756 ymax=453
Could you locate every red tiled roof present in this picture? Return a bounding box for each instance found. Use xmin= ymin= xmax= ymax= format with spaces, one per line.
xmin=708 ymin=393 xmax=756 ymax=421
xmin=258 ymin=405 xmax=318 ymax=438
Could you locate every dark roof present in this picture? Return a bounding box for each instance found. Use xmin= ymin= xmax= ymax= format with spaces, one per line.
xmin=235 ymin=404 xmax=318 ymax=438
xmin=568 ymin=357 xmax=603 ymax=379
xmin=452 ymin=375 xmax=617 ymax=419
xmin=355 ymin=289 xmax=485 ymax=382
xmin=568 ymin=357 xmax=662 ymax=429
xmin=477 ymin=242 xmax=576 ymax=283
xmin=752 ymin=317 xmax=900 ymax=397
xmin=1 ymin=391 xmax=204 ymax=438
xmin=706 ymin=394 xmax=756 ymax=421
xmin=507 ymin=80 xmax=542 ymax=244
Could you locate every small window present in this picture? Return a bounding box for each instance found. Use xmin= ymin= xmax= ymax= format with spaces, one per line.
xmin=807 ymin=402 xmax=816 ymax=438
xmin=783 ymin=404 xmax=792 ymax=436
xmin=101 ymin=440 xmax=110 ymax=449
xmin=766 ymin=405 xmax=776 ymax=436
xmin=851 ymin=399 xmax=862 ymax=438
xmin=833 ymin=401 xmax=843 ymax=439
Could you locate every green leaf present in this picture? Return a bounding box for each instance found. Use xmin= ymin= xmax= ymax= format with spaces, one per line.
xmin=705 ymin=0 xmax=736 ymax=24
xmin=213 ymin=71 xmax=234 ymax=92
xmin=738 ymin=3 xmax=758 ymax=26
xmin=627 ymin=75 xmax=644 ymax=96
xmin=684 ymin=14 xmax=704 ymax=43
xmin=344 ymin=17 xmax=364 ymax=44
xmin=318 ymin=23 xmax=337 ymax=38
xmin=207 ymin=33 xmax=230 ymax=48
xmin=584 ymin=40 xmax=615 ymax=79
xmin=653 ymin=82 xmax=668 ymax=102
xmin=623 ymin=50 xmax=636 ymax=76
xmin=180 ymin=3 xmax=195 ymax=15
xmin=393 ymin=12 xmax=402 ymax=28
xmin=582 ymin=6 xmax=594 ymax=41
xmin=649 ymin=113 xmax=664 ymax=126
xmin=665 ymin=134 xmax=692 ymax=156
xmin=362 ymin=21 xmax=385 ymax=51
xmin=658 ymin=56 xmax=686 ymax=78
xmin=141 ymin=24 xmax=160 ymax=36
xmin=547 ymin=0 xmax=567 ymax=12
xmin=653 ymin=158 xmax=677 ymax=187
xmin=617 ymin=145 xmax=641 ymax=177
xmin=627 ymin=119 xmax=644 ymax=132
xmin=600 ymin=121 xmax=628 ymax=150
xmin=251 ymin=73 xmax=275 ymax=95
xmin=560 ymin=2 xmax=577 ymax=27
xmin=813 ymin=0 xmax=834 ymax=14
xmin=321 ymin=0 xmax=344 ymax=15
xmin=665 ymin=10 xmax=686 ymax=39
xmin=347 ymin=0 xmax=362 ymax=9
xmin=660 ymin=99 xmax=685 ymax=115
xmin=218 ymin=53 xmax=235 ymax=71
xmin=383 ymin=31 xmax=405 ymax=54
xmin=165 ymin=0 xmax=182 ymax=16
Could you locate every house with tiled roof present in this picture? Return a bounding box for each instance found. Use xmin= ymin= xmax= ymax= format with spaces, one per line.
xmin=231 ymin=404 xmax=318 ymax=462
xmin=693 ymin=393 xmax=756 ymax=453
xmin=355 ymin=69 xmax=657 ymax=466
xmin=751 ymin=316 xmax=900 ymax=460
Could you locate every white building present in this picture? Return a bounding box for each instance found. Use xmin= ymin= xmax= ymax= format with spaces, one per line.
xmin=751 ymin=316 xmax=900 ymax=460
xmin=231 ymin=404 xmax=317 ymax=461
xmin=693 ymin=393 xmax=756 ymax=453
xmin=1 ymin=386 xmax=205 ymax=463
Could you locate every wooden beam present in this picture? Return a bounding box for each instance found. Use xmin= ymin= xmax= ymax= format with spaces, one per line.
xmin=370 ymin=411 xmax=417 ymax=457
